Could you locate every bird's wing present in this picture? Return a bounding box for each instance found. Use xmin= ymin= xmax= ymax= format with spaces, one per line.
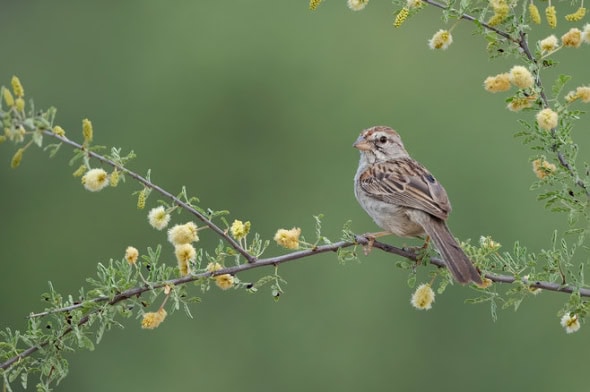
xmin=358 ymin=157 xmax=451 ymax=220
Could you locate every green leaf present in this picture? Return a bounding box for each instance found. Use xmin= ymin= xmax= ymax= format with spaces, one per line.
xmin=407 ymin=273 xmax=416 ymax=288
xmin=551 ymin=74 xmax=571 ymax=97
xmin=43 ymin=142 xmax=62 ymax=158
xmin=32 ymin=130 xmax=43 ymax=147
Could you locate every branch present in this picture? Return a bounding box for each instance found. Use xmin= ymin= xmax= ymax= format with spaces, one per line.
xmin=43 ymin=130 xmax=257 ymax=263
xmin=3 ymin=233 xmax=589 ymax=371
xmin=421 ymin=1 xmax=589 ymax=198
xmin=514 ymin=32 xmax=590 ymax=197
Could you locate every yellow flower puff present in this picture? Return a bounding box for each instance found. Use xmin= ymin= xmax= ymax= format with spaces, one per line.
xmin=483 ymin=73 xmax=511 ymax=93
xmin=82 ymin=168 xmax=109 ymax=192
xmin=562 ymin=28 xmax=582 ymax=48
xmin=148 ymin=206 xmax=171 ymax=230
xmin=175 ymin=243 xmax=196 ymax=276
xmin=206 ymin=262 xmax=223 ymax=273
xmin=347 ymin=0 xmax=368 ymax=11
xmin=509 ymin=65 xmax=534 ymax=89
xmin=205 ymin=262 xmax=233 ymax=289
xmin=428 ymin=29 xmax=453 ymax=50
xmin=535 ymin=108 xmax=558 ymax=130
xmin=215 ymin=274 xmax=235 ymax=290
xmin=539 ymin=35 xmax=559 ymax=52
xmin=532 ymin=159 xmax=556 ymax=179
xmin=141 ymin=308 xmax=167 ymax=329
xmin=565 ymin=86 xmax=590 ymax=103
xmin=523 ymin=276 xmax=542 ymax=295
xmin=167 ymin=222 xmax=198 ymax=245
xmin=175 ymin=243 xmax=196 ymax=263
xmin=560 ymin=313 xmax=581 ymax=334
xmin=274 ymin=227 xmax=302 ymax=249
xmin=479 ymin=278 xmax=493 ymax=289
xmin=125 ymin=246 xmax=139 ymax=265
xmin=410 ymin=284 xmax=435 ymax=310
xmin=507 ymin=96 xmax=536 ymax=112
xmin=479 ymin=236 xmax=501 ymax=251
xmin=230 ymin=219 xmax=251 ymax=240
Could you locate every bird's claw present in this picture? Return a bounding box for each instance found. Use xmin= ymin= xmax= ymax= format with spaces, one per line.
xmin=402 ymin=236 xmax=431 ymax=265
xmin=361 ymin=232 xmax=390 ymax=255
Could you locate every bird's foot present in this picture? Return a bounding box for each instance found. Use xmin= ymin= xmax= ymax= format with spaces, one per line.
xmin=361 ymin=231 xmax=390 ymax=255
xmin=402 ymin=236 xmax=431 ymax=265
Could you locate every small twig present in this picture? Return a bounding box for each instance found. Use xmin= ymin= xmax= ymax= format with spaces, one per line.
xmin=421 ymin=0 xmax=517 ymax=42
xmin=43 ymin=130 xmax=256 ymax=263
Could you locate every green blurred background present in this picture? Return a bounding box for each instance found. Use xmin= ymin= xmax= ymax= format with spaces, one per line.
xmin=1 ymin=1 xmax=589 ymax=391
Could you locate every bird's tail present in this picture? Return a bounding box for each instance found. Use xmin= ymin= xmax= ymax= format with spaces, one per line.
xmin=422 ymin=218 xmax=482 ymax=285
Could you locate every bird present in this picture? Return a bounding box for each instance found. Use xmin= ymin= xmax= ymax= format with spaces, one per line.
xmin=353 ymin=125 xmax=482 ymax=285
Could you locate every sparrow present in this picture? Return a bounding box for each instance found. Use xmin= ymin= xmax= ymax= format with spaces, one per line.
xmin=353 ymin=125 xmax=482 ymax=285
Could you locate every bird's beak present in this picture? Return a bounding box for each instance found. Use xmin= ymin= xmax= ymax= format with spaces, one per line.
xmin=353 ymin=135 xmax=372 ymax=151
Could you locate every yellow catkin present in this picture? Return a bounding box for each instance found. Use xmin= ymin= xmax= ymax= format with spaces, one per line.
xmin=394 ymin=7 xmax=409 ymax=27
xmin=53 ymin=125 xmax=66 ymax=137
xmin=309 ymin=0 xmax=321 ymax=10
xmin=565 ymin=7 xmax=586 ymax=21
xmin=529 ymin=3 xmax=541 ymax=23
xmin=11 ymin=148 xmax=24 ymax=169
xmin=11 ymin=76 xmax=24 ymax=98
xmin=15 ymin=98 xmax=25 ymax=112
xmin=82 ymin=118 xmax=93 ymax=144
xmin=546 ymin=6 xmax=557 ymax=28
xmin=137 ymin=189 xmax=146 ymax=209
xmin=72 ymin=165 xmax=87 ymax=177
xmin=110 ymin=169 xmax=120 ymax=187
xmin=2 ymin=87 xmax=14 ymax=107
xmin=488 ymin=0 xmax=509 ymax=26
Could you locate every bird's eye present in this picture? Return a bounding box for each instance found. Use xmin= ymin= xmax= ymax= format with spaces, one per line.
xmin=378 ymin=136 xmax=388 ymax=144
